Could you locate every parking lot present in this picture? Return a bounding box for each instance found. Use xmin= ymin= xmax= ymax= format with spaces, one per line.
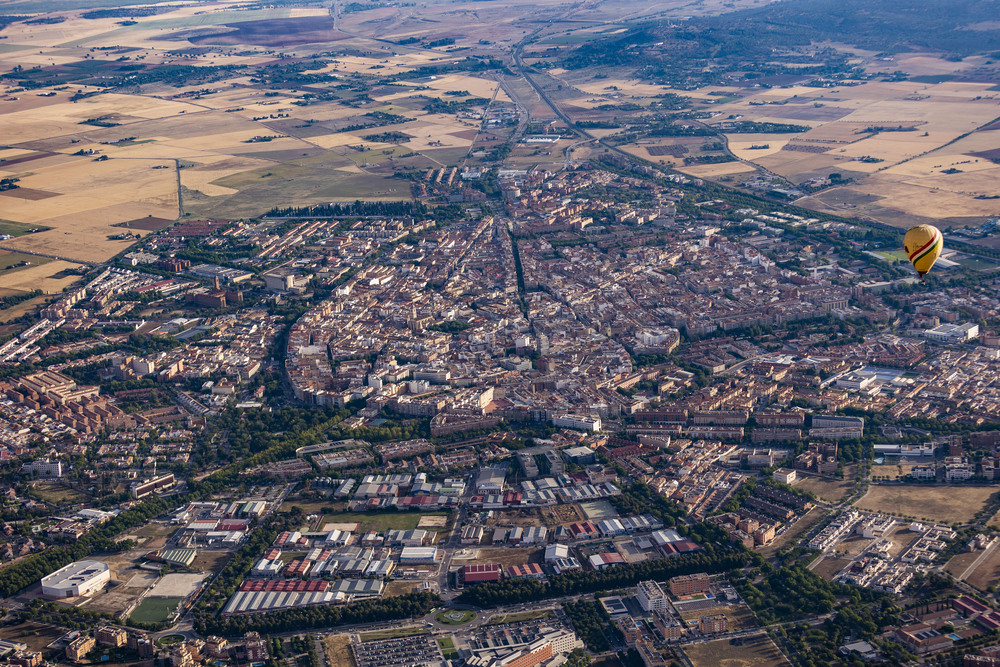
xmin=352 ymin=634 xmax=442 ymax=667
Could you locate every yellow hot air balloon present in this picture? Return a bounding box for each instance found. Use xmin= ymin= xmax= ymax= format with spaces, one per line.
xmin=903 ymin=224 xmax=942 ymax=281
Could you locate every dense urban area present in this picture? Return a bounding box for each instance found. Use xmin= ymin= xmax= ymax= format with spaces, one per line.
xmin=6 ymin=0 xmax=1000 ymax=666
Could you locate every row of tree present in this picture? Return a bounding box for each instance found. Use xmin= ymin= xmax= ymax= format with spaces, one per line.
xmin=197 ymin=591 xmax=440 ymax=636
xmin=459 ymin=550 xmax=750 ymax=608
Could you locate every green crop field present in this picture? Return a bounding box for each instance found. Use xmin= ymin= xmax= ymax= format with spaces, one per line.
xmin=0 ymin=220 xmax=51 ymax=237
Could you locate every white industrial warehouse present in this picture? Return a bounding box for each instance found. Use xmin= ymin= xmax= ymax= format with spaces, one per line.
xmin=41 ymin=560 xmax=110 ymax=598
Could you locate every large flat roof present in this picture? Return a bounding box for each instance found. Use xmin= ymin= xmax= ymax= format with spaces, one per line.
xmin=41 ymin=560 xmax=109 ymax=588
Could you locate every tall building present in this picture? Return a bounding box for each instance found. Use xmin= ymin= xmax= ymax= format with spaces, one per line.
xmin=669 ymin=573 xmax=710 ymax=597
xmin=22 ymin=459 xmax=63 ymax=478
xmin=698 ymin=614 xmax=729 ymax=634
xmin=95 ymin=626 xmax=127 ymax=648
xmin=536 ymin=333 xmax=549 ymax=356
xmin=65 ymin=636 xmax=95 ymax=663
xmin=636 ymin=580 xmax=670 ymax=612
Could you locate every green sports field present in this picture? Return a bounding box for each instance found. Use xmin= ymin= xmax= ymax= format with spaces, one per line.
xmin=129 ymin=596 xmax=182 ymax=625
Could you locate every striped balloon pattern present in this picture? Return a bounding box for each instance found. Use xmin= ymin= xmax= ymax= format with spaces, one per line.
xmin=903 ymin=224 xmax=942 ymax=280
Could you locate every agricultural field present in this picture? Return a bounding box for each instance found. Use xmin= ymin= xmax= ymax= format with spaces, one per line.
xmin=536 ymin=47 xmax=1000 ymax=232
xmin=722 ymin=77 xmax=1000 ymax=229
xmin=0 ymin=251 xmax=48 ymax=272
xmin=684 ymin=633 xmax=790 ymax=667
xmin=854 ymin=485 xmax=998 ymax=524
xmin=0 ymin=259 xmax=84 ymax=296
xmin=0 ymin=0 xmax=528 ymax=273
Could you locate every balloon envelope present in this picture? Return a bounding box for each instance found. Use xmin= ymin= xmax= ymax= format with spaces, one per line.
xmin=903 ymin=224 xmax=942 ymax=278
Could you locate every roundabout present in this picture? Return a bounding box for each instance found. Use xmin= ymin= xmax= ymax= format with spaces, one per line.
xmin=157 ymin=634 xmax=185 ymax=646
xmin=434 ymin=609 xmax=476 ymax=625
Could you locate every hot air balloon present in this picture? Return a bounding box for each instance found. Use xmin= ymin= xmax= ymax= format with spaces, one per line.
xmin=903 ymin=224 xmax=942 ymax=282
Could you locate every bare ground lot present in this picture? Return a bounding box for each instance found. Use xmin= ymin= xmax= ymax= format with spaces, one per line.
xmin=84 ymin=570 xmax=156 ymax=615
xmin=384 ymin=581 xmax=421 ymax=596
xmin=684 ymin=633 xmax=790 ymax=667
xmin=872 ymin=462 xmax=917 ymax=481
xmin=310 ymin=511 xmax=451 ymax=534
xmin=761 ymin=506 xmax=827 ymax=558
xmin=854 ymin=485 xmax=998 ymax=524
xmin=832 ymin=536 xmax=872 ymax=559
xmin=28 ymin=482 xmax=88 ymax=505
xmin=488 ymin=508 xmax=545 ymax=528
xmin=471 ymin=547 xmax=543 ymax=570
xmin=679 ymin=604 xmax=758 ymax=630
xmin=541 ymin=504 xmax=583 ymax=526
xmin=964 ymin=547 xmax=1000 ymax=591
xmin=149 ymin=573 xmax=206 ymax=598
xmin=884 ymin=525 xmax=922 ymax=559
xmin=811 ymin=555 xmax=851 ymax=581
xmin=323 ymin=635 xmax=356 ymax=667
xmin=794 ymin=468 xmax=855 ymax=502
xmin=0 ymin=623 xmax=65 ymax=654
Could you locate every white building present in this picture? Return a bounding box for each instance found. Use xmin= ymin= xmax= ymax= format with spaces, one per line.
xmin=836 ymin=374 xmax=875 ymax=391
xmin=946 ymin=464 xmax=974 ymax=482
xmin=251 ymin=558 xmax=283 ymax=578
xmin=23 ymin=459 xmax=63 ymax=478
xmin=544 ymin=544 xmax=570 ymax=563
xmin=773 ymin=468 xmax=796 ymax=484
xmin=636 ymin=580 xmax=670 ymax=612
xmin=399 ymin=546 xmax=439 ymax=564
xmin=41 ymin=560 xmax=110 ymax=598
xmin=552 ymin=414 xmax=602 ymax=432
xmin=923 ymin=322 xmax=979 ymax=343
